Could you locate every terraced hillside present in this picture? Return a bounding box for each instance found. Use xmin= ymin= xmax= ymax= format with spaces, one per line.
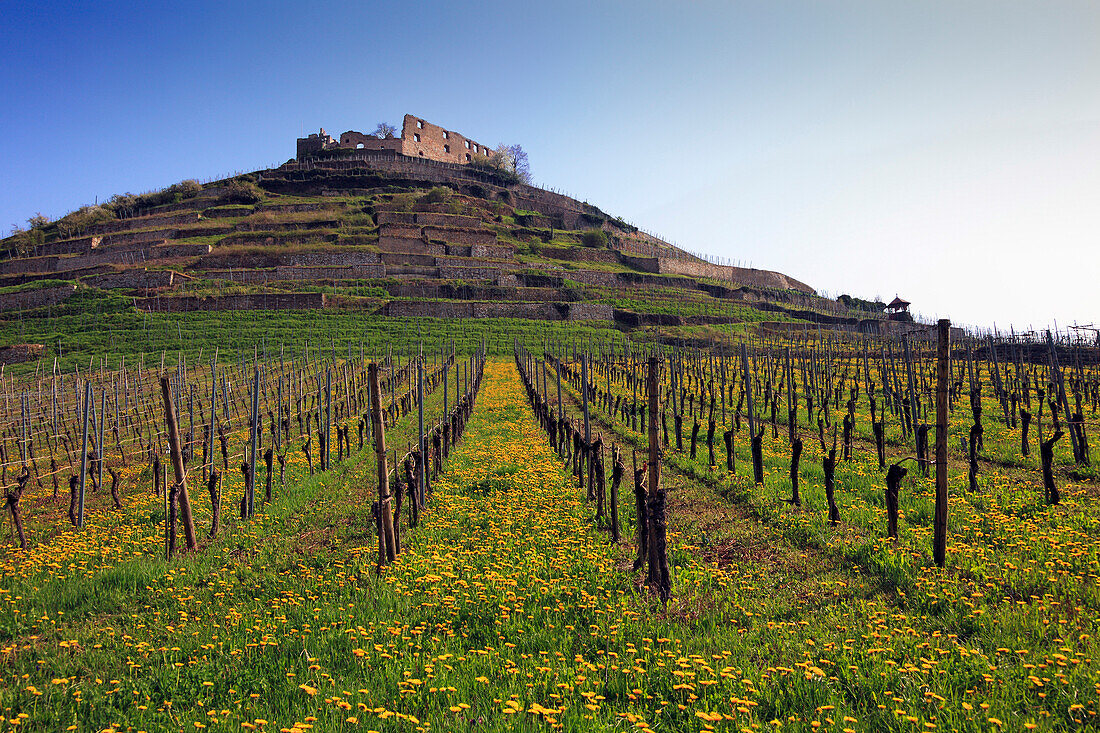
xmin=1 ymin=153 xmax=916 ymax=345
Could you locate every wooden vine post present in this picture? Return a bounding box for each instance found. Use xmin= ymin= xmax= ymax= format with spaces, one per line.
xmin=77 ymin=381 xmax=91 ymax=528
xmin=417 ymin=354 xmax=426 ymax=506
xmin=934 ymin=319 xmax=950 ymax=568
xmin=646 ymin=356 xmax=671 ymax=600
xmin=369 ymin=363 xmax=397 ymax=567
xmin=160 ymin=376 xmax=198 ymax=552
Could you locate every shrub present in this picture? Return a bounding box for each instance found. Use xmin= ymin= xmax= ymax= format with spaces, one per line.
xmin=56 ymin=205 xmax=115 ymax=240
xmin=581 ymin=229 xmax=608 ymax=248
xmin=222 ymin=179 xmax=263 ymax=205
xmin=419 ymin=186 xmax=451 ymax=204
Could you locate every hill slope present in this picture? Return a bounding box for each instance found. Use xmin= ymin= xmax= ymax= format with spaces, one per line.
xmin=0 ymin=151 xmax=914 ymax=343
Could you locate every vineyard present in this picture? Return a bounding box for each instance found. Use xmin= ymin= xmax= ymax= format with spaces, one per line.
xmin=1 ymin=324 xmax=1099 ymax=732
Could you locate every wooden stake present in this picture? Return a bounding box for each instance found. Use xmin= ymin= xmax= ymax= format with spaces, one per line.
xmin=934 ymin=319 xmax=950 ymax=568
xmin=369 ymin=363 xmax=397 ymax=565
xmin=160 ymin=376 xmax=198 ymax=551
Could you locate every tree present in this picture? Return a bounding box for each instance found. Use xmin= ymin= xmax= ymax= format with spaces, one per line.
xmin=27 ymin=213 xmax=50 ymax=230
xmin=373 ymin=122 xmax=398 ymax=139
xmin=492 ymin=144 xmax=531 ymax=183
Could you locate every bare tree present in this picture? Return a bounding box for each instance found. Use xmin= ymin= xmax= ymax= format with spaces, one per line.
xmin=373 ymin=122 xmax=398 ymax=139
xmin=491 ymin=144 xmax=531 ymax=183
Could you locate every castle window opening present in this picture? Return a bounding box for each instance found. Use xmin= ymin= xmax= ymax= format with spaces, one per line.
xmin=414 ymin=133 xmax=421 ymax=142
xmin=417 ymin=120 xmax=424 ymax=129
xmin=444 ymin=145 xmax=450 ymax=153
xmin=356 ymin=143 xmax=364 ymax=149
xmin=443 ymin=131 xmax=449 ymax=139
xmin=465 ymin=140 xmax=471 ymax=149
xmin=465 ymin=153 xmax=471 ymax=161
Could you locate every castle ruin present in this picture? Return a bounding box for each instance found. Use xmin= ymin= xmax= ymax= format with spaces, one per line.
xmin=296 ymin=114 xmax=494 ymax=165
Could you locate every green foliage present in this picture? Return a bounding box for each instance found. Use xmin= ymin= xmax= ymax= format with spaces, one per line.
xmin=55 ymin=205 xmax=115 ymax=240
xmin=103 ymin=179 xmax=203 ymax=219
xmin=27 ymin=213 xmax=51 ymax=229
xmin=837 ymin=293 xmax=886 ymax=313
xmin=419 ymin=186 xmax=452 ymax=204
xmin=580 ymin=229 xmax=608 ymax=248
xmin=222 ymin=178 xmax=264 ymax=205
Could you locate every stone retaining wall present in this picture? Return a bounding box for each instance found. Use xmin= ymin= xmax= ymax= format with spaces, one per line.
xmin=0 ymin=284 xmax=77 ymax=311
xmin=149 ymin=243 xmax=213 ymax=259
xmin=377 ymin=236 xmax=445 ymax=256
xmin=657 ymin=258 xmax=814 ymax=294
xmin=89 ymin=212 xmax=200 ymax=235
xmin=380 ymin=252 xmax=436 ymax=266
xmin=0 ymin=344 xmax=46 ymax=365
xmin=37 ymin=237 xmax=98 ymax=256
xmin=379 ymin=299 xmax=613 ymax=321
xmin=201 ymin=206 xmax=255 ymax=218
xmin=101 ymin=230 xmax=177 ymax=247
xmin=536 ymin=245 xmax=618 ymax=264
xmin=423 ymin=226 xmax=497 ymax=246
xmin=470 ymin=243 xmax=514 ymax=260
xmin=218 ymin=232 xmax=338 ymax=248
xmin=139 ymin=292 xmax=327 ymax=312
xmin=618 ymin=253 xmax=660 ymax=273
xmin=83 ymin=270 xmax=176 ymax=290
xmin=204 ymin=264 xmax=386 ymax=283
xmin=413 ymin=212 xmax=479 ymax=227
xmin=256 ymin=202 xmax=341 ymax=214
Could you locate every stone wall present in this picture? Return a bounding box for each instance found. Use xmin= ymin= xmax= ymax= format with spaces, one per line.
xmin=149 ymin=243 xmax=214 ymax=259
xmin=101 ymin=230 xmax=176 ymax=247
xmin=0 ymin=344 xmax=46 ymax=365
xmin=257 ymin=202 xmax=342 ymax=214
xmin=204 ymin=264 xmax=386 ymax=283
xmin=201 ymin=206 xmax=255 ymax=218
xmin=376 ymin=237 xmax=445 ymax=256
xmin=375 ymin=211 xmax=418 ymax=226
xmin=3 ymin=242 xmax=207 ymax=275
xmin=380 ymin=300 xmax=612 ymax=321
xmin=536 ymin=245 xmax=618 ymax=264
xmin=140 ymin=292 xmax=327 ymax=312
xmin=335 ymin=132 xmax=403 ymax=154
xmin=423 ymin=226 xmax=497 ymax=246
xmin=413 ymin=212 xmax=479 ymax=227
xmin=89 ymin=212 xmax=200 ymax=235
xmin=218 ymin=232 xmax=338 ymax=248
xmin=83 ymin=270 xmax=176 ymax=290
xmin=657 ymin=258 xmax=814 ymax=294
xmin=381 ymin=301 xmax=475 ymax=318
xmin=470 ymin=243 xmax=514 ymax=260
xmin=558 ymin=269 xmax=619 ymax=288
xmin=399 ymin=114 xmax=493 ymax=164
xmin=437 ymin=263 xmax=520 ymax=280
xmin=0 ymin=284 xmax=77 ymax=311
xmin=618 ymin=253 xmax=660 ymax=273
xmin=566 ymin=303 xmax=615 ymax=321
xmin=37 ymin=237 xmax=98 ymax=256
xmin=378 ymin=223 xmax=422 ymax=239
xmin=381 ymin=252 xmax=436 ymax=267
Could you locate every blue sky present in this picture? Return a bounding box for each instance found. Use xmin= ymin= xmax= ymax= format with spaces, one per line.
xmin=3 ymin=1 xmax=1098 ymax=332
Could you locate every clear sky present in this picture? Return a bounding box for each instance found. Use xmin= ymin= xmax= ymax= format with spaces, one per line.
xmin=3 ymin=1 xmax=1097 ymax=333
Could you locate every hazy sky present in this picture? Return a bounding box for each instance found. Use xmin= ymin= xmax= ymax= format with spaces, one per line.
xmin=2 ymin=1 xmax=1097 ymax=332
